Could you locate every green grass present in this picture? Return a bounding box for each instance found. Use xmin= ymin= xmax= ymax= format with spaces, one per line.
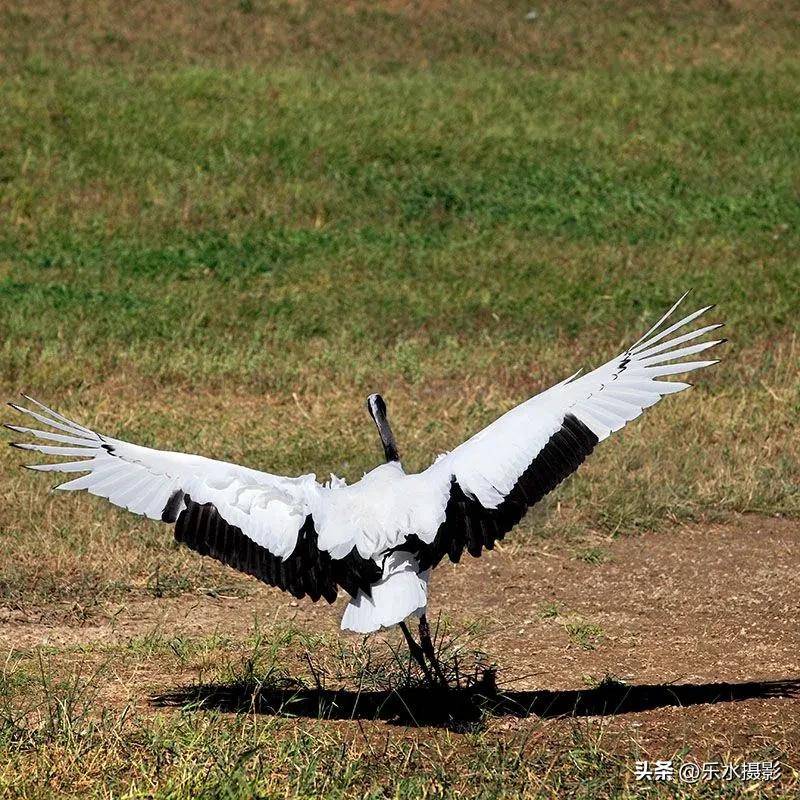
xmin=0 ymin=1 xmax=799 ymax=796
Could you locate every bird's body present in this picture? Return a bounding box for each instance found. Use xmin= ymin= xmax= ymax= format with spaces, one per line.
xmin=7 ymin=294 xmax=724 ymax=674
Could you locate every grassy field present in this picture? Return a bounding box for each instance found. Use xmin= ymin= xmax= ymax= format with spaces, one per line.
xmin=0 ymin=1 xmax=799 ymax=797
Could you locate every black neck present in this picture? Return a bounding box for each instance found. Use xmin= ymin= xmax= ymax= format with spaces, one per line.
xmin=369 ymin=396 xmax=400 ymax=463
xmin=376 ymin=413 xmax=400 ymax=463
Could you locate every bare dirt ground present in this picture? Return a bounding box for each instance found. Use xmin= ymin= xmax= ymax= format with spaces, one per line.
xmin=2 ymin=515 xmax=798 ymax=763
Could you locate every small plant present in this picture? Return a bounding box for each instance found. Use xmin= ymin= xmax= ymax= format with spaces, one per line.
xmin=539 ymin=602 xmax=561 ymax=619
xmin=563 ymin=617 xmax=605 ymax=651
xmin=574 ymin=546 xmax=611 ymax=565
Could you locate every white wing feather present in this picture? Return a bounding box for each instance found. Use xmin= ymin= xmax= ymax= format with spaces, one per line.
xmin=423 ymin=294 xmax=724 ymax=511
xmin=7 ymin=294 xmax=724 ymax=565
xmin=7 ymin=396 xmax=318 ymax=559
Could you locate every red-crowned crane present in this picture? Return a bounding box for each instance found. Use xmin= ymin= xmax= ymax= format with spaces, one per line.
xmin=6 ymin=293 xmax=724 ymax=683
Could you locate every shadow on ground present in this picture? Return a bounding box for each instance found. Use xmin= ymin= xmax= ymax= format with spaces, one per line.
xmin=152 ymin=675 xmax=800 ymax=731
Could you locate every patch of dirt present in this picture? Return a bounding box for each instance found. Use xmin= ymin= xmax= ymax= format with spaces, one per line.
xmin=437 ymin=514 xmax=800 ymax=758
xmin=2 ymin=514 xmax=798 ymax=761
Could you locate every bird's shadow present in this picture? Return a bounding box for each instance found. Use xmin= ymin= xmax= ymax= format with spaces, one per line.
xmin=152 ymin=672 xmax=800 ymax=731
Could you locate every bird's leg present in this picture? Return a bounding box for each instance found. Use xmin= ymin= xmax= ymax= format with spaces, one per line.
xmin=418 ymin=614 xmax=448 ymax=687
xmin=399 ymin=621 xmax=435 ymax=684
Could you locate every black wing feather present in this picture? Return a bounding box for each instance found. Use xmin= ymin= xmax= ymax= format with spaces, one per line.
xmin=173 ymin=495 xmax=382 ymax=603
xmin=415 ymin=413 xmax=598 ymax=571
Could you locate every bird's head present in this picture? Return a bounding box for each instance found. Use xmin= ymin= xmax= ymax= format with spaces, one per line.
xmin=366 ymin=393 xmax=399 ymax=463
xmin=366 ymin=393 xmax=387 ymax=422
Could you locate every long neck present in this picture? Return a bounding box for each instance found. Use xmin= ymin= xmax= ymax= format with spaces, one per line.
xmin=374 ymin=410 xmax=399 ymax=463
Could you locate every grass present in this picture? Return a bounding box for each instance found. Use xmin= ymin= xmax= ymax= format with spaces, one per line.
xmin=2 ymin=626 xmax=796 ymax=798
xmin=0 ymin=0 xmax=799 ymax=796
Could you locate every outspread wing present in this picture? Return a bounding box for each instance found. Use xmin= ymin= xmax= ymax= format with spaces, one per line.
xmin=6 ymin=398 xmax=381 ymax=601
xmin=411 ymin=293 xmax=725 ymax=570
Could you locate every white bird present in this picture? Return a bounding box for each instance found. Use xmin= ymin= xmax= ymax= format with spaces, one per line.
xmin=7 ymin=293 xmax=724 ymax=683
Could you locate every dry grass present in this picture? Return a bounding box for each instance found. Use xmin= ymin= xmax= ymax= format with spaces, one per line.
xmin=1 ymin=334 xmax=796 ymax=610
xmin=1 ymin=0 xmax=798 ymax=73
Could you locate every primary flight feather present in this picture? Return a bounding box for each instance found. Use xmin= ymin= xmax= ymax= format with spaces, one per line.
xmin=7 ymin=293 xmax=724 ymax=680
